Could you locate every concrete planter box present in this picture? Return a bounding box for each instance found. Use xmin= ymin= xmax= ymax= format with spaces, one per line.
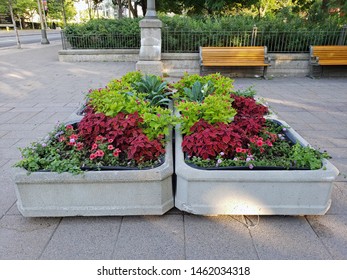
xmin=175 ymin=119 xmax=339 ymax=216
xmin=14 ymin=139 xmax=174 ymax=217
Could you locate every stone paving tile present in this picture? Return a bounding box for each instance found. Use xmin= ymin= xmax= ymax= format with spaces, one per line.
xmin=41 ymin=217 xmax=122 ymax=260
xmin=0 ymin=179 xmax=17 ymax=218
xmin=328 ymin=182 xmax=347 ymax=215
xmin=5 ymin=112 xmax=40 ymax=124
xmin=306 ymin=215 xmax=347 ymax=259
xmin=0 ymin=160 xmax=18 ymax=217
xmin=23 ymin=111 xmax=57 ymax=125
xmin=0 ymin=111 xmax=20 ymax=123
xmin=0 ymin=147 xmax=21 ymax=160
xmin=0 ymin=215 xmax=60 ymax=260
xmin=113 ymin=215 xmax=184 ymax=260
xmin=249 ymin=216 xmax=332 ymax=260
xmin=184 ymin=215 xmax=258 ymax=260
xmin=0 ymin=123 xmax=38 ymax=131
xmin=0 ymin=138 xmax=21 ymax=148
xmin=5 ymin=203 xmax=21 ymax=216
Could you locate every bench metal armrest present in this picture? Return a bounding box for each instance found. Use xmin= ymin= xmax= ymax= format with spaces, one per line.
xmin=199 ymin=46 xmax=203 ymax=66
xmin=310 ymin=55 xmax=319 ymax=65
xmin=265 ymin=55 xmax=271 ymax=65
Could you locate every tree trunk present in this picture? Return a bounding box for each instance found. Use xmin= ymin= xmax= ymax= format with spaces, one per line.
xmin=128 ymin=0 xmax=138 ymax=18
xmin=117 ymin=0 xmax=123 ymax=18
xmin=61 ymin=0 xmax=67 ymax=26
xmin=8 ymin=0 xmax=21 ymax=49
xmin=141 ymin=0 xmax=147 ymax=16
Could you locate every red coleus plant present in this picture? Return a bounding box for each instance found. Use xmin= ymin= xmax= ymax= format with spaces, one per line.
xmin=182 ymin=95 xmax=273 ymax=160
xmin=78 ymin=107 xmax=165 ymax=164
xmin=231 ymin=94 xmax=268 ymax=137
xmin=182 ymin=119 xmax=243 ymax=160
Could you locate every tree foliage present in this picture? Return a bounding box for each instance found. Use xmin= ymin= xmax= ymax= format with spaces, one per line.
xmin=156 ymin=0 xmax=347 ymax=18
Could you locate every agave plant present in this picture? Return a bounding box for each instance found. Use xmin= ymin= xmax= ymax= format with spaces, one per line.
xmin=183 ymin=80 xmax=215 ymax=103
xmin=133 ymin=75 xmax=171 ymax=107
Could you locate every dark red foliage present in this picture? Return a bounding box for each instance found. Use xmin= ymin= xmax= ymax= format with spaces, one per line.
xmin=78 ymin=107 xmax=165 ymax=163
xmin=231 ymin=94 xmax=268 ymax=117
xmin=182 ymin=95 xmax=270 ymax=159
xmin=231 ymin=94 xmax=268 ymax=136
xmin=182 ymin=119 xmax=243 ymax=159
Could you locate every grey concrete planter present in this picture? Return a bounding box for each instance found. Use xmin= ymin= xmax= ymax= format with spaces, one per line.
xmin=175 ymin=119 xmax=339 ymax=216
xmin=14 ymin=139 xmax=174 ymax=217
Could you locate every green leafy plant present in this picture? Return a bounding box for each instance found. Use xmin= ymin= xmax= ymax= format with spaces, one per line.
xmin=132 ymin=74 xmax=172 ymax=107
xmin=173 ymin=72 xmax=234 ymax=100
xmin=176 ymin=94 xmax=237 ymax=135
xmin=175 ymin=73 xmax=330 ymax=170
xmin=15 ymin=72 xmax=177 ymax=174
xmin=14 ymin=123 xmax=85 ymax=174
xmin=88 ymin=87 xmax=139 ymax=117
xmin=183 ymin=80 xmax=215 ymax=103
xmin=107 ymin=71 xmax=143 ymax=91
xmin=290 ymin=143 xmax=329 ymax=170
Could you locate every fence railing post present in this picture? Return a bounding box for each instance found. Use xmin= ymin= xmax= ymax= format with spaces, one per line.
xmin=251 ymin=25 xmax=257 ymax=46
xmin=338 ymin=24 xmax=347 ymax=45
xmin=61 ymin=30 xmax=66 ymax=50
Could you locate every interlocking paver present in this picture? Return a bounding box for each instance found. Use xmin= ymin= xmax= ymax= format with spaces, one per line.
xmin=40 ymin=217 xmax=122 ymax=260
xmin=184 ymin=215 xmax=258 ymax=260
xmin=250 ymin=216 xmax=333 ymax=260
xmin=113 ymin=215 xmax=185 ymax=260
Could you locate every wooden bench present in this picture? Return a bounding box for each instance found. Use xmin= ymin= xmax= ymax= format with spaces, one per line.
xmin=310 ymin=45 xmax=347 ymax=77
xmin=199 ymin=46 xmax=270 ymax=78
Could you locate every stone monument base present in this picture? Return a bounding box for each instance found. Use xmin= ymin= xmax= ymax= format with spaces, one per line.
xmin=136 ymin=61 xmax=163 ymax=76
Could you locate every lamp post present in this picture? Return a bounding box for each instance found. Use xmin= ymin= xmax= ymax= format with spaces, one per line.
xmin=37 ymin=0 xmax=49 ymax=44
xmin=145 ymin=0 xmax=157 ymax=18
xmin=136 ymin=0 xmax=162 ymax=76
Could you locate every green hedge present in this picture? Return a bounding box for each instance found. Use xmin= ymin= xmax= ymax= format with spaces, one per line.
xmin=63 ymin=15 xmax=346 ymax=51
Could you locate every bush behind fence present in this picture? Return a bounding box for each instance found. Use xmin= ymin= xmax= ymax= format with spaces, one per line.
xmin=62 ymin=27 xmax=347 ymax=53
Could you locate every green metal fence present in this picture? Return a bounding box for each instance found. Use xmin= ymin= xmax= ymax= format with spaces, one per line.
xmin=162 ymin=28 xmax=347 ymax=53
xmin=61 ymin=31 xmax=140 ymax=50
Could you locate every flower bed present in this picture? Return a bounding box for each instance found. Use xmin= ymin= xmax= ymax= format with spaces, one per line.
xmin=16 ymin=71 xmax=176 ymax=173
xmin=14 ymin=71 xmax=339 ymax=216
xmin=173 ymin=73 xmax=339 ymax=215
xmin=14 ymin=72 xmax=176 ymax=217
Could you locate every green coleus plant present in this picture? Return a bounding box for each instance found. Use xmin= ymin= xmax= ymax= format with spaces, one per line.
xmin=176 ymin=93 xmax=237 ymax=135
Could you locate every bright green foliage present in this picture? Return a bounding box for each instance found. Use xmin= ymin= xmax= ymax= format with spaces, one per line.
xmin=87 ymin=71 xmax=177 ymax=141
xmin=202 ymin=94 xmax=236 ymax=124
xmin=106 ymin=71 xmax=142 ymax=92
xmin=177 ymin=94 xmax=236 ymax=135
xmin=140 ymin=106 xmax=178 ymax=141
xmin=174 ymin=73 xmax=236 ymax=135
xmin=290 ymin=143 xmax=329 ymax=170
xmin=174 ymin=73 xmax=234 ymax=100
xmin=88 ymin=88 xmax=139 ymax=117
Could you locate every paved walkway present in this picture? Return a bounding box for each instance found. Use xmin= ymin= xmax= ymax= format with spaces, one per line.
xmin=0 ymin=42 xmax=346 ymax=260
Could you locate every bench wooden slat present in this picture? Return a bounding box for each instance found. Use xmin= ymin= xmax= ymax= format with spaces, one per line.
xmin=318 ymin=61 xmax=347 ymax=65
xmin=309 ymin=45 xmax=347 ymax=77
xmin=200 ymin=46 xmax=270 ymax=78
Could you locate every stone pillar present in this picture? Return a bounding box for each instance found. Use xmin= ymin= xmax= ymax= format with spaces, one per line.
xmin=136 ymin=0 xmax=163 ymax=76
